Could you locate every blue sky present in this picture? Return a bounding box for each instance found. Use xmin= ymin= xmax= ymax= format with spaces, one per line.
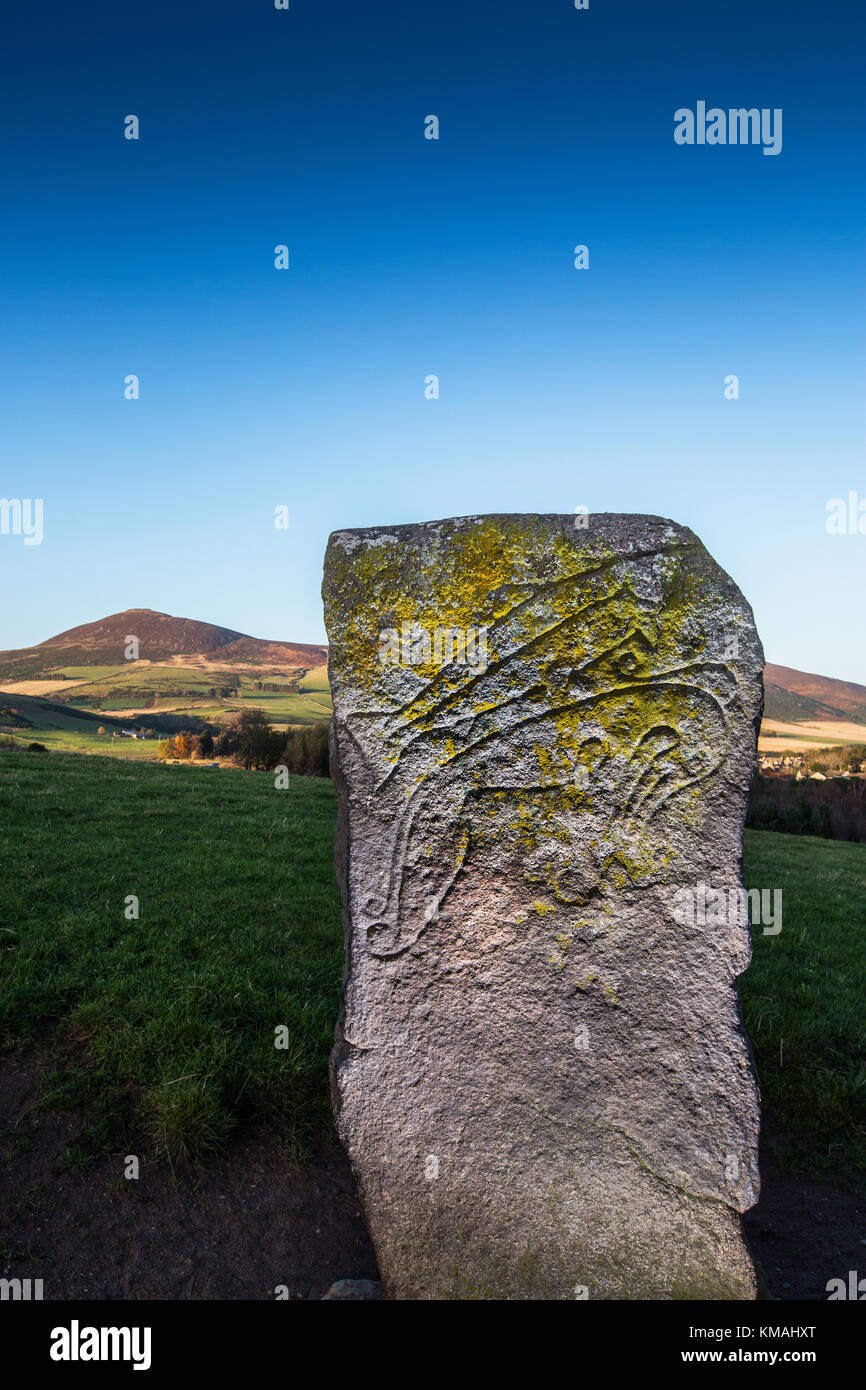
xmin=1 ymin=0 xmax=864 ymax=681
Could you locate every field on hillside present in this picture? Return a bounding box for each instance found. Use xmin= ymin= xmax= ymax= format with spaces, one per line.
xmin=2 ymin=730 xmax=161 ymax=759
xmin=0 ymin=692 xmax=161 ymax=759
xmin=0 ymin=667 xmax=333 ymax=758
xmin=298 ymin=666 xmax=331 ymax=693
xmin=759 ymin=717 xmax=866 ymax=752
xmin=0 ymin=748 xmax=864 ymax=1175
xmin=36 ymin=661 xmax=335 ymax=726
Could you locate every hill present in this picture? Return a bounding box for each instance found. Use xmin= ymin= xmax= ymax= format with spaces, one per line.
xmin=0 ymin=610 xmax=331 ymax=753
xmin=0 ymin=609 xmax=327 ymax=681
xmin=763 ymin=663 xmax=866 ymax=725
xmin=760 ymin=663 xmax=866 ymax=753
xmin=0 ymin=692 xmax=122 ymax=733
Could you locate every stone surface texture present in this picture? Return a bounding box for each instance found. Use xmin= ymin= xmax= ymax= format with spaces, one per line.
xmin=323 ymin=513 xmax=763 ymax=1300
xmin=321 ymin=1279 xmax=385 ymax=1300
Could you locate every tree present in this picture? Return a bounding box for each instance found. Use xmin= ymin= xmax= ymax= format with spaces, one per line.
xmin=198 ymin=731 xmax=215 ymax=758
xmin=171 ymin=732 xmax=198 ymax=760
xmin=158 ymin=732 xmax=199 ymax=760
xmin=282 ymin=723 xmax=330 ymax=777
xmin=235 ymin=708 xmax=278 ymax=770
xmin=97 ymin=726 xmax=106 ymax=737
xmin=215 ymin=724 xmax=238 ymax=757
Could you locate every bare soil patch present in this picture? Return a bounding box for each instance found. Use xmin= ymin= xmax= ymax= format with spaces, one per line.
xmin=0 ymin=1050 xmax=377 ymax=1301
xmin=0 ymin=679 xmax=92 ymax=696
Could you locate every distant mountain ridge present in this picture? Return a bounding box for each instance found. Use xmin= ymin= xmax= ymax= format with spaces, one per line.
xmin=41 ymin=610 xmax=249 ymax=654
xmin=763 ymin=663 xmax=866 ymax=726
xmin=0 ymin=609 xmax=328 ymax=680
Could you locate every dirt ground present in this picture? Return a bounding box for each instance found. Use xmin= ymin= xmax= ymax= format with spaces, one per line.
xmin=1 ymin=1049 xmax=862 ymax=1301
xmin=0 ymin=1051 xmax=377 ymax=1300
xmin=743 ymin=1131 xmax=866 ymax=1301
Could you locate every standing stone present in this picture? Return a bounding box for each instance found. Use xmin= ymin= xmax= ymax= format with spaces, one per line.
xmin=323 ymin=513 xmax=762 ymax=1300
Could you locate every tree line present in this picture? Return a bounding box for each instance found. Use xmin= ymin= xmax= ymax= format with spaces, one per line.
xmin=747 ymin=772 xmax=866 ymax=844
xmin=803 ymin=743 xmax=866 ymax=776
xmin=159 ymin=708 xmax=329 ymax=777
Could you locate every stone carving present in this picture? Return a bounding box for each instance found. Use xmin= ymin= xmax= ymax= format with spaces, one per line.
xmin=323 ymin=514 xmax=763 ymax=1300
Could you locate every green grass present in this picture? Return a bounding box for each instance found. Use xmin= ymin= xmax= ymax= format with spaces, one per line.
xmin=0 ymin=693 xmax=161 ymax=758
xmin=1 ymin=729 xmax=160 ymax=759
xmin=0 ymin=749 xmax=863 ymax=1175
xmin=298 ymin=665 xmax=331 ymax=693
xmin=56 ymin=666 xmax=130 ymax=680
xmin=2 ymin=664 xmax=333 ymax=744
xmin=741 ymin=830 xmax=866 ymax=1173
xmin=229 ymin=689 xmax=333 ymax=724
xmin=0 ymin=691 xmax=122 ymax=732
xmin=0 ymin=750 xmax=342 ymax=1162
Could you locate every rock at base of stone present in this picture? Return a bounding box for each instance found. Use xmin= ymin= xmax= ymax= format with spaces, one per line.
xmin=321 ymin=1279 xmax=385 ymax=1300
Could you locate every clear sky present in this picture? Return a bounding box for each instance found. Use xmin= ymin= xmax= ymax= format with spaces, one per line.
xmin=1 ymin=0 xmax=864 ymax=681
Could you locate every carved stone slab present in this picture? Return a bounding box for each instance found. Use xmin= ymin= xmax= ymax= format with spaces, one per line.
xmin=323 ymin=513 xmax=762 ymax=1300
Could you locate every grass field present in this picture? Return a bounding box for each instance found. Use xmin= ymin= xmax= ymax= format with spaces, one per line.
xmin=298 ymin=666 xmax=331 ymax=694
xmin=1 ymin=749 xmax=863 ymax=1173
xmin=0 ymin=691 xmax=122 ymax=732
xmin=1 ymin=730 xmax=161 ymax=759
xmin=739 ymin=830 xmax=866 ymax=1172
xmin=0 ymin=663 xmax=333 ymax=754
xmin=0 ymin=750 xmax=342 ymax=1161
xmin=0 ymin=692 xmax=162 ymax=758
xmin=228 ymin=688 xmax=333 ymax=725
